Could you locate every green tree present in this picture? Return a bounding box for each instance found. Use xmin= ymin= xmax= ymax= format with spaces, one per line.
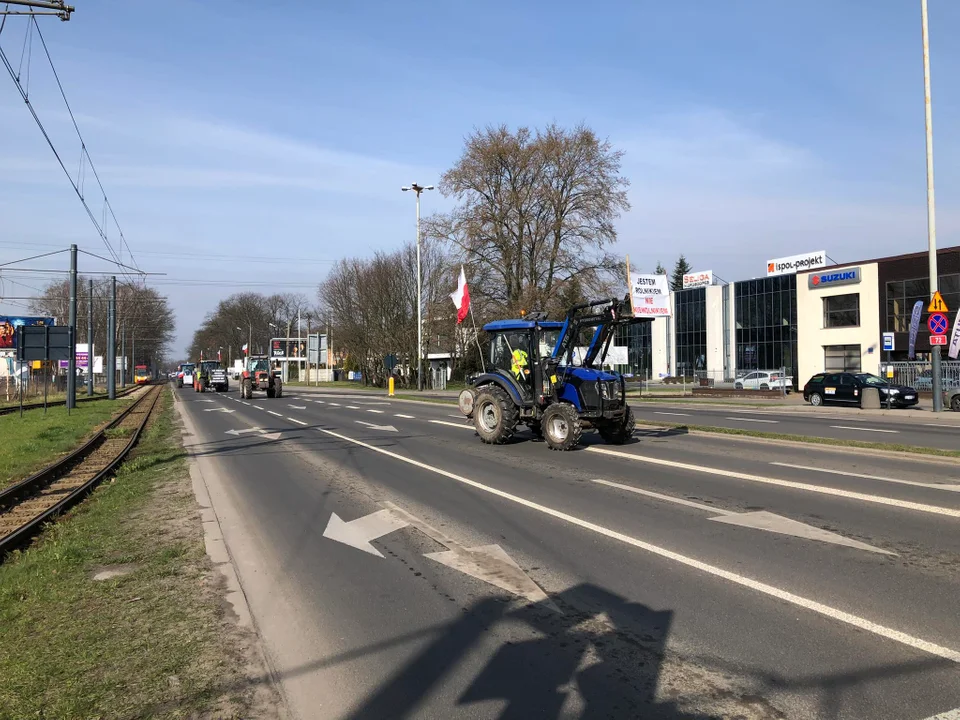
xmin=654 ymin=261 xmax=667 ymax=276
xmin=671 ymin=254 xmax=693 ymax=291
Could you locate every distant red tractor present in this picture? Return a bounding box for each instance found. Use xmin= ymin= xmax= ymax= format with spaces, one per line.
xmin=240 ymin=355 xmax=283 ymax=399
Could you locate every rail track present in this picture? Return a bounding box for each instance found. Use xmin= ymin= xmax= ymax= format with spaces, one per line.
xmin=0 ymin=383 xmax=145 ymax=417
xmin=0 ymin=384 xmax=164 ymax=560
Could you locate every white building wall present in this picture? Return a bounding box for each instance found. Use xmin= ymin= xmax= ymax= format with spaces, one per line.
xmin=651 ymin=316 xmax=670 ymax=378
xmin=705 ymin=285 xmax=724 ymax=378
xmin=797 ymin=262 xmax=881 ymax=382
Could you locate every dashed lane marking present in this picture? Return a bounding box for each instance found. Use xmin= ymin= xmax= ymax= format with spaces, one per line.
xmin=830 ymin=425 xmax=899 ymax=434
xmin=367 ymin=409 xmax=384 ymax=414
xmin=268 ymin=411 xmax=283 ymax=417
xmin=725 ymin=417 xmax=778 ymax=424
xmin=395 ymin=414 xmax=415 ymax=419
xmin=288 ymin=417 xmax=308 ymax=425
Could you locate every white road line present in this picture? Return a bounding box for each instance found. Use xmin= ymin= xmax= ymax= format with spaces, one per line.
xmin=315 ymin=400 xmax=325 ymax=404
xmin=592 ymin=479 xmax=734 ymax=515
xmin=253 ymin=405 xmax=264 ymax=410
xmin=448 ymin=414 xmax=465 ymax=419
xmin=288 ymin=417 xmax=308 ymax=425
xmin=395 ymin=414 xmax=415 ymax=419
xmin=367 ymin=409 xmax=384 ymax=414
xmin=268 ymin=411 xmax=282 ymax=417
xmin=308 ymin=424 xmax=960 ymax=664
xmin=346 ymin=406 xmax=360 ymax=409
xmin=430 ymin=420 xmax=474 ymax=430
xmin=725 ymin=417 xmax=779 ymax=424
xmin=771 ymin=462 xmax=960 ymax=493
xmin=830 ymin=425 xmax=899 ymax=434
xmin=241 ymin=401 xmax=251 ymax=406
xmin=585 ymin=446 xmax=960 ymax=519
xmin=654 ymin=411 xmax=691 ymax=417
xmin=328 ymin=403 xmax=341 ymax=406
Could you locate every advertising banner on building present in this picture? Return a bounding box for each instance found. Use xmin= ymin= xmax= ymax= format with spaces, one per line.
xmin=766 ymin=251 xmax=827 ymax=277
xmin=908 ymin=300 xmax=924 ymax=360
xmin=0 ymin=316 xmax=54 ymax=349
xmin=629 ymin=273 xmax=671 ymax=317
xmin=681 ymin=271 xmax=713 ymax=289
xmin=807 ymin=267 xmax=861 ymax=289
xmin=949 ymin=309 xmax=960 ymax=360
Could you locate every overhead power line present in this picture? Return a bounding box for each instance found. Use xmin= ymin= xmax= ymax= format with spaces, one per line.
xmin=0 ymin=12 xmax=140 ymax=280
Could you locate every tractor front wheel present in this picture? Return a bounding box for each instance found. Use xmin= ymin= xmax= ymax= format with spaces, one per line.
xmin=242 ymin=379 xmax=252 ymax=399
xmin=473 ymin=386 xmax=519 ymax=445
xmin=597 ymin=406 xmax=635 ymax=445
xmin=275 ymin=380 xmax=283 ymax=398
xmin=542 ymin=403 xmax=582 ymax=451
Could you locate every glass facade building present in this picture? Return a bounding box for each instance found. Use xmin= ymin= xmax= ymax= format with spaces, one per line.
xmin=674 ymin=287 xmax=707 ymax=378
xmin=734 ymin=275 xmax=798 ymax=380
xmin=614 ymin=321 xmax=652 ymax=379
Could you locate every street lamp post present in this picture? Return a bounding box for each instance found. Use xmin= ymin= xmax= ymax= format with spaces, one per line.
xmin=920 ymin=0 xmax=943 ymax=412
xmin=401 ymin=182 xmax=434 ymax=391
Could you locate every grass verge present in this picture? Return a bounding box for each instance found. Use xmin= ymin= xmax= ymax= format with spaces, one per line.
xmin=0 ymin=388 xmax=265 ymax=719
xmin=632 ymin=418 xmax=960 ymax=459
xmin=0 ymin=396 xmax=137 ymax=489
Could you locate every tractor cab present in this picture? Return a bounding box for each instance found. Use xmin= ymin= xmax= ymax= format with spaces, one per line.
xmin=483 ymin=318 xmax=565 ymax=404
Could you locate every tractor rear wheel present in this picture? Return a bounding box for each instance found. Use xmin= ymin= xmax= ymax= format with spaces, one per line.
xmin=275 ymin=380 xmax=283 ymax=398
xmin=597 ymin=406 xmax=635 ymax=445
xmin=542 ymin=403 xmax=582 ymax=451
xmin=242 ymin=379 xmax=252 ymax=399
xmin=473 ymin=386 xmax=519 ymax=445
xmin=266 ymin=385 xmax=275 ymax=398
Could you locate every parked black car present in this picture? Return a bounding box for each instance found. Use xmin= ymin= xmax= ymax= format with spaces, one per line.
xmin=803 ymin=372 xmax=919 ymax=408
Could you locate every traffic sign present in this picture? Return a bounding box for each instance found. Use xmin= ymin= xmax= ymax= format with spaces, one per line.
xmin=928 ymin=312 xmax=948 ymax=335
xmin=931 ymin=335 xmax=947 ymax=346
xmin=881 ymin=332 xmax=895 ymax=352
xmin=928 ymin=291 xmax=949 ymax=313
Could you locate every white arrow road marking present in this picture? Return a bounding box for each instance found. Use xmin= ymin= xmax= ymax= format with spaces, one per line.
xmin=308 ymin=424 xmax=960 ymax=662
xmin=203 ymin=407 xmax=236 ymax=413
xmin=382 ymin=502 xmax=557 ymax=610
xmin=355 ymin=420 xmax=398 ymax=432
xmin=225 ymin=427 xmax=282 ymax=440
xmin=288 ymin=404 xmax=306 ymax=410
xmin=586 ymin=446 xmax=960 ymax=519
xmin=591 ymin=479 xmax=892 ymax=555
xmin=430 ymin=420 xmax=473 ymax=430
xmin=322 ymin=509 xmax=410 ymax=557
xmin=771 ymin=462 xmax=960 ymax=493
xmin=830 ymin=425 xmax=899 ymax=434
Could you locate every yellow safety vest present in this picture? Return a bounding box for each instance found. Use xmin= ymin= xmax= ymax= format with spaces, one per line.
xmin=511 ymin=349 xmax=529 ymax=379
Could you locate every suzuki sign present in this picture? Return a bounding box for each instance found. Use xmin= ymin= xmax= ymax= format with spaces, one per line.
xmin=767 ymin=251 xmax=827 ymax=277
xmin=682 ymin=271 xmax=713 ymax=289
xmin=807 ymin=267 xmax=861 ymax=289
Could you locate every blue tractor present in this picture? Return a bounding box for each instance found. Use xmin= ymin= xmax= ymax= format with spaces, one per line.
xmin=458 ymin=298 xmax=646 ymax=451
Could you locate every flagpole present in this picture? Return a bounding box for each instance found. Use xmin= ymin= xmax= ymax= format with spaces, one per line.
xmin=468 ymin=303 xmax=487 ymax=374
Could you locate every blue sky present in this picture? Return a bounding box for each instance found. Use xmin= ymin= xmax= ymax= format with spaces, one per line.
xmin=1 ymin=0 xmax=959 ymax=356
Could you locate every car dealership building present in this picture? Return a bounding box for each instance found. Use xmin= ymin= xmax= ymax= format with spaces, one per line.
xmin=614 ymin=246 xmax=960 ymax=388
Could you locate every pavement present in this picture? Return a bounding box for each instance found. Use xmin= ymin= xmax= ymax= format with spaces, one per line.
xmin=176 ymin=385 xmax=960 ymax=720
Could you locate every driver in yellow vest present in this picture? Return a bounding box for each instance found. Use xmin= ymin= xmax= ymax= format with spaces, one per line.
xmin=511 ymin=347 xmax=529 ymax=382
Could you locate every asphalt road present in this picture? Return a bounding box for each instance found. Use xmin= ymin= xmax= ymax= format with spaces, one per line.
xmin=176 ymin=385 xmax=960 ymax=720
xmin=630 ymin=402 xmax=960 ymax=451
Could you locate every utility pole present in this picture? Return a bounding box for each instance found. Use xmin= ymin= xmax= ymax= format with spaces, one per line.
xmin=921 ymin=0 xmax=943 ymax=412
xmin=327 ymin=315 xmax=333 ymax=383
xmin=402 ymin=182 xmax=434 ymax=391
xmin=87 ymin=278 xmax=93 ymax=396
xmin=131 ymin=332 xmax=136 ymax=383
xmin=107 ymin=276 xmax=116 ymax=399
xmin=120 ymin=320 xmax=126 ymax=388
xmin=66 ymin=244 xmax=77 ymax=409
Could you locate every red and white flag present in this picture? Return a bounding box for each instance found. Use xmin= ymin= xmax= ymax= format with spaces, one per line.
xmin=449 ymin=266 xmax=471 ymax=324
xmin=217 ymin=349 xmax=222 ymax=362
xmin=242 ymin=343 xmax=248 ymax=355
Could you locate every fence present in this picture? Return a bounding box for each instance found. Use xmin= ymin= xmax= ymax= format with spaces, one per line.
xmin=882 ymin=361 xmax=960 ymax=392
xmin=627 ymin=367 xmax=794 ymax=397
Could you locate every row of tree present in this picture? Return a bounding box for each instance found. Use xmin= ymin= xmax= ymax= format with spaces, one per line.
xmin=29 ymin=277 xmax=175 ymax=369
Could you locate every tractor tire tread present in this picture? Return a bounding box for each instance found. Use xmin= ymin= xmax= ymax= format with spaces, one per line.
xmin=473 ymin=386 xmax=519 ymax=445
xmin=597 ymin=406 xmax=635 ymax=445
xmin=542 ymin=402 xmax=582 ymax=451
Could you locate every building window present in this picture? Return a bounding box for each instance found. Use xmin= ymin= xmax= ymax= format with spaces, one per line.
xmin=674 ymin=287 xmax=706 ymax=378
xmin=824 ymin=344 xmax=861 ymax=373
xmin=885 ymin=273 xmax=960 ymax=332
xmin=614 ymin=321 xmax=652 ymax=379
xmin=734 ymin=275 xmax=797 ymax=380
xmin=823 ymin=294 xmax=860 ymax=328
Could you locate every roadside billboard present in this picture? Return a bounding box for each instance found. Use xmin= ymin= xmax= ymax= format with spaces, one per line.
xmin=682 ymin=271 xmax=713 ymax=289
xmin=0 ymin=316 xmax=54 ymax=349
xmin=629 ymin=273 xmax=671 ymax=317
xmin=270 ymin=337 xmax=307 ymax=361
xmin=766 ymin=251 xmax=827 ymax=277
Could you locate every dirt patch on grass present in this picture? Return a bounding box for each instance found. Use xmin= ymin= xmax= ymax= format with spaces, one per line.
xmin=0 ymin=387 xmax=287 ymax=719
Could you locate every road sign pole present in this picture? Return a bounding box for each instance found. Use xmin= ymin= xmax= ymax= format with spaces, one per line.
xmin=921 ymin=0 xmax=942 ymax=411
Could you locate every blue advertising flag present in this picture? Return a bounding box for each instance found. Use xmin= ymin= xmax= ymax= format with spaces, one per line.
xmin=907 ymin=300 xmax=924 ymax=360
